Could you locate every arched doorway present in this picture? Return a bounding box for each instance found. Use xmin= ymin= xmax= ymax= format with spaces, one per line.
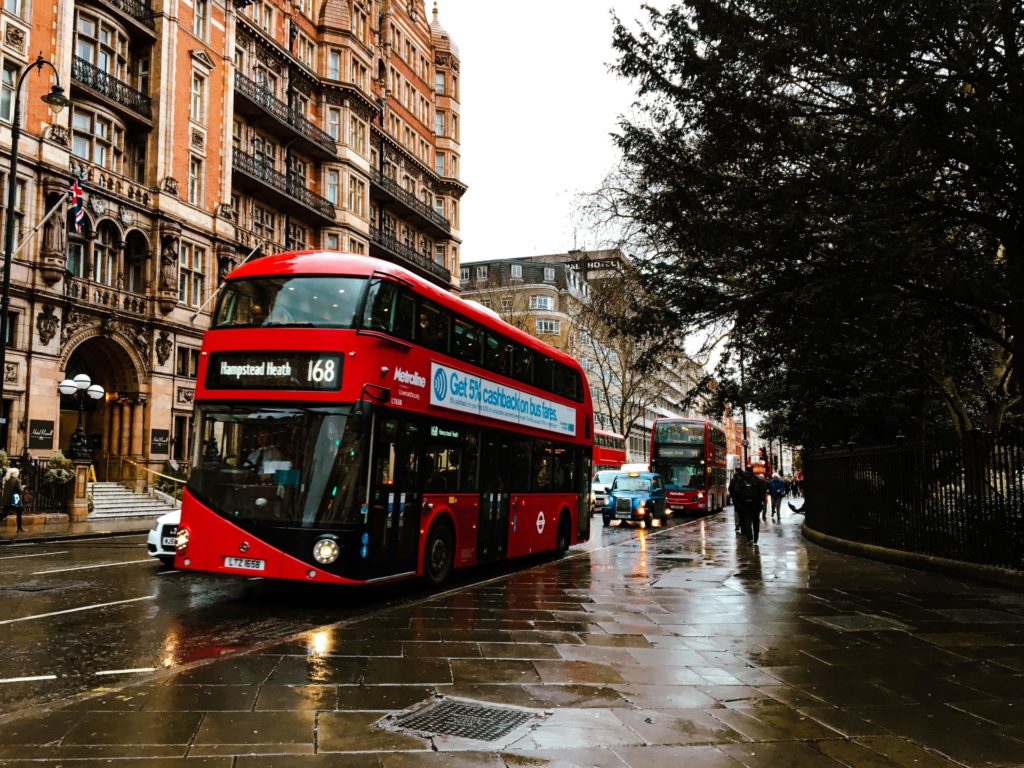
xmin=60 ymin=336 xmax=142 ymax=481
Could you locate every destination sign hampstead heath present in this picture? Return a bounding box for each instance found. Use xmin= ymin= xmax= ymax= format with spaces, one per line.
xmin=206 ymin=351 xmax=343 ymax=391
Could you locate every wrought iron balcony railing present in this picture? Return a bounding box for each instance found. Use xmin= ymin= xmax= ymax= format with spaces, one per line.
xmin=370 ymin=226 xmax=451 ymax=283
xmin=234 ymin=73 xmax=337 ymax=156
xmin=72 ymin=56 xmax=152 ymax=120
xmin=232 ymin=147 xmax=336 ymax=221
xmin=370 ymin=168 xmax=451 ymax=234
xmin=108 ymin=0 xmax=155 ymax=28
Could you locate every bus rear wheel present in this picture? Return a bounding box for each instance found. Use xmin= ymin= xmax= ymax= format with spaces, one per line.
xmin=424 ymin=522 xmax=454 ymax=587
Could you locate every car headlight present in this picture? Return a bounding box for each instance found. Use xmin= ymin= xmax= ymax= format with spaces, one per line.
xmin=313 ymin=537 xmax=341 ymax=564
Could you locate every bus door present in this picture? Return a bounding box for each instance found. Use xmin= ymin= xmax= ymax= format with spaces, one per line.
xmin=367 ymin=415 xmax=421 ymax=575
xmin=477 ymin=431 xmax=511 ymax=563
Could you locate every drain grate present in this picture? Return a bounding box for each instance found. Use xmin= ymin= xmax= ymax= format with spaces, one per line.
xmin=388 ymin=699 xmax=536 ymax=741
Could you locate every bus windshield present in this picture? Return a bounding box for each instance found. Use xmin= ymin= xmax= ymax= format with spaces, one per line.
xmin=654 ymin=461 xmax=706 ymax=490
xmin=654 ymin=421 xmax=705 ymax=444
xmin=188 ymin=404 xmax=367 ymax=527
xmin=213 ymin=276 xmax=367 ymax=328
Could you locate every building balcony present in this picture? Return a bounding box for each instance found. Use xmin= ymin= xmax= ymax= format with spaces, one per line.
xmin=95 ymin=0 xmax=156 ymax=37
xmin=369 ymin=168 xmax=451 ymax=238
xmin=72 ymin=56 xmax=152 ymax=125
xmin=64 ymin=277 xmax=148 ymax=316
xmin=369 ymin=226 xmax=451 ymax=287
xmin=231 ymin=147 xmax=336 ymax=224
xmin=234 ymin=73 xmax=337 ymax=160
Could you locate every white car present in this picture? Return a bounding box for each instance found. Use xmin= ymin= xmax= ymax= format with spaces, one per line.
xmin=591 ymin=469 xmax=623 ymax=512
xmin=147 ymin=509 xmax=181 ymax=567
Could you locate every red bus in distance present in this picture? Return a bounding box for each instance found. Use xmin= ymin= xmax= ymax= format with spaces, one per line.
xmin=593 ymin=429 xmax=627 ymax=472
xmin=175 ymin=252 xmax=594 ymax=586
xmin=649 ymin=418 xmax=728 ymax=513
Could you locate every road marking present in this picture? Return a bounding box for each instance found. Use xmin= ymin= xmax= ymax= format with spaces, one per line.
xmin=33 ymin=558 xmax=154 ymax=575
xmin=0 ymin=551 xmax=68 ymax=561
xmin=156 ymin=569 xmax=183 ymax=577
xmin=95 ymin=667 xmax=156 ymax=676
xmin=0 ymin=595 xmax=155 ymax=625
xmin=0 ymin=675 xmax=57 ymax=684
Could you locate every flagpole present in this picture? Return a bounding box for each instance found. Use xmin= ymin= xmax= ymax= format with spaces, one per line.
xmin=13 ymin=193 xmax=65 ymax=257
xmin=189 ymin=243 xmax=261 ymax=322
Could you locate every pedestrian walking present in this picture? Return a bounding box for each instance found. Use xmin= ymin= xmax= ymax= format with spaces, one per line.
xmin=729 ymin=467 xmax=766 ymax=544
xmin=768 ymin=472 xmax=786 ymax=520
xmin=729 ymin=469 xmax=743 ymax=533
xmin=1 ymin=467 xmax=25 ymax=532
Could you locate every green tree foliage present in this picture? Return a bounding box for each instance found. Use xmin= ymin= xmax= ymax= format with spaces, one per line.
xmin=594 ymin=0 xmax=1022 ymax=444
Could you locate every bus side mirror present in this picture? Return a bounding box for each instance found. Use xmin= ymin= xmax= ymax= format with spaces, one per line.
xmin=350 ymin=400 xmax=372 ymax=434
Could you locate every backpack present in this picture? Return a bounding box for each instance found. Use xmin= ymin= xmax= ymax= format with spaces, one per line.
xmin=769 ymin=477 xmax=785 ymax=496
xmin=734 ymin=473 xmax=761 ymax=505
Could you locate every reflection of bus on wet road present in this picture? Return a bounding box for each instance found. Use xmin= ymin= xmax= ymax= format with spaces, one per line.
xmin=650 ymin=418 xmax=728 ymax=513
xmin=175 ymin=251 xmax=594 ymax=587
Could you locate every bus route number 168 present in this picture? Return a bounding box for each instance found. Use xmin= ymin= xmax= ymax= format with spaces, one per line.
xmin=307 ymin=358 xmax=337 ymax=384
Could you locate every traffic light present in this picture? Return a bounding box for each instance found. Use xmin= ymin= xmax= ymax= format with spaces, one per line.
xmin=758 ymin=446 xmax=767 ymax=462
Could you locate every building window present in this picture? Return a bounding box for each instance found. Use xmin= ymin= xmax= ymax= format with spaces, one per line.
xmin=544 ymin=267 xmax=556 ymax=282
xmin=435 ymin=110 xmax=445 ymax=136
xmin=435 ymin=71 xmax=444 ymax=94
xmin=67 ymin=241 xmax=85 ymax=278
xmin=500 ymin=296 xmax=513 ymax=310
xmin=349 ymin=238 xmax=365 ymax=254
xmin=176 ymin=347 xmax=200 ymax=378
xmin=536 ymin=319 xmax=560 ymax=334
xmin=71 ymin=108 xmax=125 ymax=173
xmin=434 ymin=152 xmax=445 ymax=176
xmin=286 ymin=223 xmax=307 ymax=250
xmin=94 ymin=223 xmax=117 ymax=286
xmin=0 ymin=62 xmax=17 ymax=123
xmin=190 ymin=72 xmax=206 ymax=122
xmin=352 ymin=5 xmax=367 ymax=43
xmin=350 ymin=58 xmax=367 ymax=89
xmin=475 ymin=265 xmax=487 ymax=280
xmin=511 ymin=264 xmax=522 ymax=279
xmin=325 ymin=232 xmax=340 ymax=249
xmin=328 ymin=49 xmax=341 ymax=79
xmin=75 ymin=12 xmax=129 ymax=79
xmin=460 ymin=267 xmax=469 ymax=282
xmin=188 ymin=155 xmax=203 ymax=205
xmin=253 ymin=204 xmax=275 ymax=241
xmin=327 ymin=107 xmax=341 ymax=141
xmin=3 ymin=0 xmax=22 ymax=17
xmin=529 ymin=295 xmax=554 ymax=311
xmin=326 ymin=169 xmax=339 ymax=205
xmin=434 ymin=244 xmax=445 ymax=265
xmin=349 ymin=115 xmax=366 ymax=155
xmin=3 ymin=311 xmax=16 ymax=347
xmin=348 ymin=176 xmax=365 ymax=217
xmin=193 ymin=0 xmax=208 ymax=38
xmin=179 ymin=242 xmax=205 ymax=307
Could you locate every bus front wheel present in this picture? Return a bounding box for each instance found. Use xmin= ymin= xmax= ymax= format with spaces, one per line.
xmin=424 ymin=522 xmax=454 ymax=587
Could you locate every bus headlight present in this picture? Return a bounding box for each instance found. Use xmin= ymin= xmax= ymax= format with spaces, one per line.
xmin=313 ymin=537 xmax=341 ymax=564
xmin=175 ymin=527 xmax=190 ymax=552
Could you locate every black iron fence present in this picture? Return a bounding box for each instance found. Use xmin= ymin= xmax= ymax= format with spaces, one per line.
xmin=9 ymin=456 xmax=71 ymax=515
xmin=804 ymin=435 xmax=1024 ymax=571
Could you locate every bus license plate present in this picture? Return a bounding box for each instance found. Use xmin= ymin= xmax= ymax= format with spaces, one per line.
xmin=224 ymin=556 xmax=265 ymax=571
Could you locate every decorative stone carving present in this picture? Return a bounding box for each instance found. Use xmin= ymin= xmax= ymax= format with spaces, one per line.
xmin=132 ymin=325 xmax=151 ymax=357
xmin=5 ymin=25 xmax=25 ymax=51
xmin=36 ymin=305 xmax=59 ymax=345
xmin=216 ymin=203 xmax=237 ymax=222
xmin=161 ymin=177 xmax=179 ymax=196
xmin=100 ymin=312 xmax=124 ymax=338
xmin=191 ymin=129 xmax=205 ymax=149
xmin=155 ymin=330 xmax=172 ymax=366
xmin=49 ymin=125 xmax=69 ymax=146
xmin=176 ymin=387 xmax=195 ymax=405
xmin=159 ymin=231 xmax=180 ymax=291
xmin=217 ymin=246 xmax=239 ymax=283
xmin=61 ymin=308 xmax=89 ymax=345
xmin=3 ymin=362 xmax=15 ymax=384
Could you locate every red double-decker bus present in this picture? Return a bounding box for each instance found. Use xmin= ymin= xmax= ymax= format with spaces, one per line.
xmin=175 ymin=252 xmax=593 ymax=586
xmin=650 ymin=418 xmax=728 ymax=513
xmin=593 ymin=429 xmax=627 ymax=472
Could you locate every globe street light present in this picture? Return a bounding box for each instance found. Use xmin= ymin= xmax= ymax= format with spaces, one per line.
xmin=0 ymin=56 xmax=71 ymax=449
xmin=58 ymin=373 xmax=103 ymax=460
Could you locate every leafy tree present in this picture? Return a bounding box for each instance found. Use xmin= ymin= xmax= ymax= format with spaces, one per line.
xmin=591 ymin=0 xmax=1022 ymax=443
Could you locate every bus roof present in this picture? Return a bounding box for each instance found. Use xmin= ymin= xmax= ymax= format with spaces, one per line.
xmin=226 ymin=250 xmax=585 ymax=375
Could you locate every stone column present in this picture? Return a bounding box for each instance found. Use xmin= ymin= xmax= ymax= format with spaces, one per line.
xmin=131 ymin=398 xmax=147 ymax=492
xmin=70 ymin=459 xmax=91 ymax=521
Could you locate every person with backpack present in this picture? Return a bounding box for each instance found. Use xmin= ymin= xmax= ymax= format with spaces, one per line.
xmin=1 ymin=467 xmax=25 ymax=532
xmin=729 ymin=467 xmax=766 ymax=544
xmin=768 ymin=472 xmax=786 ymax=521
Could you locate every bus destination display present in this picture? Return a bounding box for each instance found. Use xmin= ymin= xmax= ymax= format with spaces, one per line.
xmin=206 ymin=351 xmax=343 ymax=390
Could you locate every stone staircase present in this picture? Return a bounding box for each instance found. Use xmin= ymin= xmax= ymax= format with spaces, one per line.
xmin=88 ymin=481 xmax=178 ymax=520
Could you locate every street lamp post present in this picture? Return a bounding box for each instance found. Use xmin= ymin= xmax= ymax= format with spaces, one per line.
xmin=58 ymin=374 xmax=104 ymax=460
xmin=0 ymin=56 xmax=71 ymax=448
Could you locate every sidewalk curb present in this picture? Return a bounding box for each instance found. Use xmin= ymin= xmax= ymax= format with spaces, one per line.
xmin=802 ymin=521 xmax=1024 ymax=591
xmin=0 ymin=528 xmax=151 ymax=546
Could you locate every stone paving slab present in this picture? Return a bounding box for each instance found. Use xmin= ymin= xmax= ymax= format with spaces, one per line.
xmin=3 ymin=504 xmax=1024 ymax=767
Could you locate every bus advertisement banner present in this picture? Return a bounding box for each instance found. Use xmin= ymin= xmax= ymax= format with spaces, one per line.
xmin=430 ymin=362 xmax=576 ymax=436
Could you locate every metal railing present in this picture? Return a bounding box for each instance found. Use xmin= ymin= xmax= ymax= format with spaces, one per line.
xmin=105 ymin=454 xmax=188 ymax=504
xmin=108 ymin=0 xmax=155 ymax=28
xmin=370 ymin=168 xmax=451 ymax=233
xmin=232 ymin=147 xmax=336 ymax=221
xmin=370 ymin=225 xmax=451 ymax=283
xmin=9 ymin=455 xmax=71 ymax=515
xmin=64 ymin=277 xmax=147 ymax=315
xmin=235 ymin=73 xmax=337 ymax=155
xmin=804 ymin=434 xmax=1024 ymax=571
xmin=72 ymin=57 xmax=153 ymax=119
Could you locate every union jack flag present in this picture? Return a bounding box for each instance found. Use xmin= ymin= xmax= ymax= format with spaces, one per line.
xmin=68 ymin=178 xmax=85 ymax=234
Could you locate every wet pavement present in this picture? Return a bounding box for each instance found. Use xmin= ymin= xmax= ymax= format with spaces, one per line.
xmin=2 ymin=503 xmax=1024 ymax=767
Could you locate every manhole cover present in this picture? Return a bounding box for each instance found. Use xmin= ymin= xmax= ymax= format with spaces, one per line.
xmin=384 ymin=698 xmax=538 ymax=741
xmin=806 ymin=614 xmax=909 ymax=632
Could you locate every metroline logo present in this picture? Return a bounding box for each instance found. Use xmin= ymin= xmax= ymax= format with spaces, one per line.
xmin=394 ymin=367 xmax=426 ymax=388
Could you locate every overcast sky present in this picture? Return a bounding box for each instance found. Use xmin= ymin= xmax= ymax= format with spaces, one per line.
xmin=435 ymin=1 xmax=658 ymax=262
